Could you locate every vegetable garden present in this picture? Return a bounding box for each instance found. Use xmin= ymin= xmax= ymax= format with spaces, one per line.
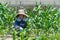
xmin=0 ymin=3 xmax=60 ymax=40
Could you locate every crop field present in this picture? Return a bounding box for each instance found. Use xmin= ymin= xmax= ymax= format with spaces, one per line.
xmin=0 ymin=3 xmax=60 ymax=40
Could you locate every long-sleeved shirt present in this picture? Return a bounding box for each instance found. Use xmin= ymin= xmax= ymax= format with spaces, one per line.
xmin=14 ymin=18 xmax=27 ymax=29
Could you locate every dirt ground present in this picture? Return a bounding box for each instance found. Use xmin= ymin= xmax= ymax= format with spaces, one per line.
xmin=0 ymin=35 xmax=13 ymax=40
xmin=0 ymin=38 xmax=13 ymax=40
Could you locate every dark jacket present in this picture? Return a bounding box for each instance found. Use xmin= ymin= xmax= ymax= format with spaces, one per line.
xmin=14 ymin=19 xmax=27 ymax=29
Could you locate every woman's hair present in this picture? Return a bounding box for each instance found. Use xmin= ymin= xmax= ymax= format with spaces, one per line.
xmin=16 ymin=14 xmax=24 ymax=18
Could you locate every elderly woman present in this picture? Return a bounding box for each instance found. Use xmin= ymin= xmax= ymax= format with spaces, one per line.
xmin=14 ymin=9 xmax=28 ymax=38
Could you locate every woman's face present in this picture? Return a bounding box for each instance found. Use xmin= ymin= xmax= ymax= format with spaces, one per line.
xmin=18 ymin=14 xmax=24 ymax=19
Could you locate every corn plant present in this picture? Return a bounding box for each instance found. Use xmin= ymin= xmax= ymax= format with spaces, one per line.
xmin=0 ymin=3 xmax=16 ymax=40
xmin=0 ymin=3 xmax=60 ymax=40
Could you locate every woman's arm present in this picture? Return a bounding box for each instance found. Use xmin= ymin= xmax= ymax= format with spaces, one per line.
xmin=14 ymin=20 xmax=23 ymax=30
xmin=14 ymin=21 xmax=20 ymax=29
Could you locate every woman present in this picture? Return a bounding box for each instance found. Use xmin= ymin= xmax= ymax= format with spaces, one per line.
xmin=14 ymin=9 xmax=28 ymax=38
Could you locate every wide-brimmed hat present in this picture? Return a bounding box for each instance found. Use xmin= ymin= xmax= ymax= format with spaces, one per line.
xmin=16 ymin=9 xmax=28 ymax=17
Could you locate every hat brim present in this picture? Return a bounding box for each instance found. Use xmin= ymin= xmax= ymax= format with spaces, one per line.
xmin=16 ymin=13 xmax=28 ymax=18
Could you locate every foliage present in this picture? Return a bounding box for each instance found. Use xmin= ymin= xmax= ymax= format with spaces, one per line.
xmin=0 ymin=3 xmax=60 ymax=40
xmin=0 ymin=3 xmax=16 ymax=35
xmin=27 ymin=4 xmax=59 ymax=31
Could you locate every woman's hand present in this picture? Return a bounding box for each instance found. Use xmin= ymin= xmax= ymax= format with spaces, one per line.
xmin=15 ymin=26 xmax=20 ymax=30
xmin=15 ymin=26 xmax=23 ymax=30
xmin=20 ymin=27 xmax=23 ymax=30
